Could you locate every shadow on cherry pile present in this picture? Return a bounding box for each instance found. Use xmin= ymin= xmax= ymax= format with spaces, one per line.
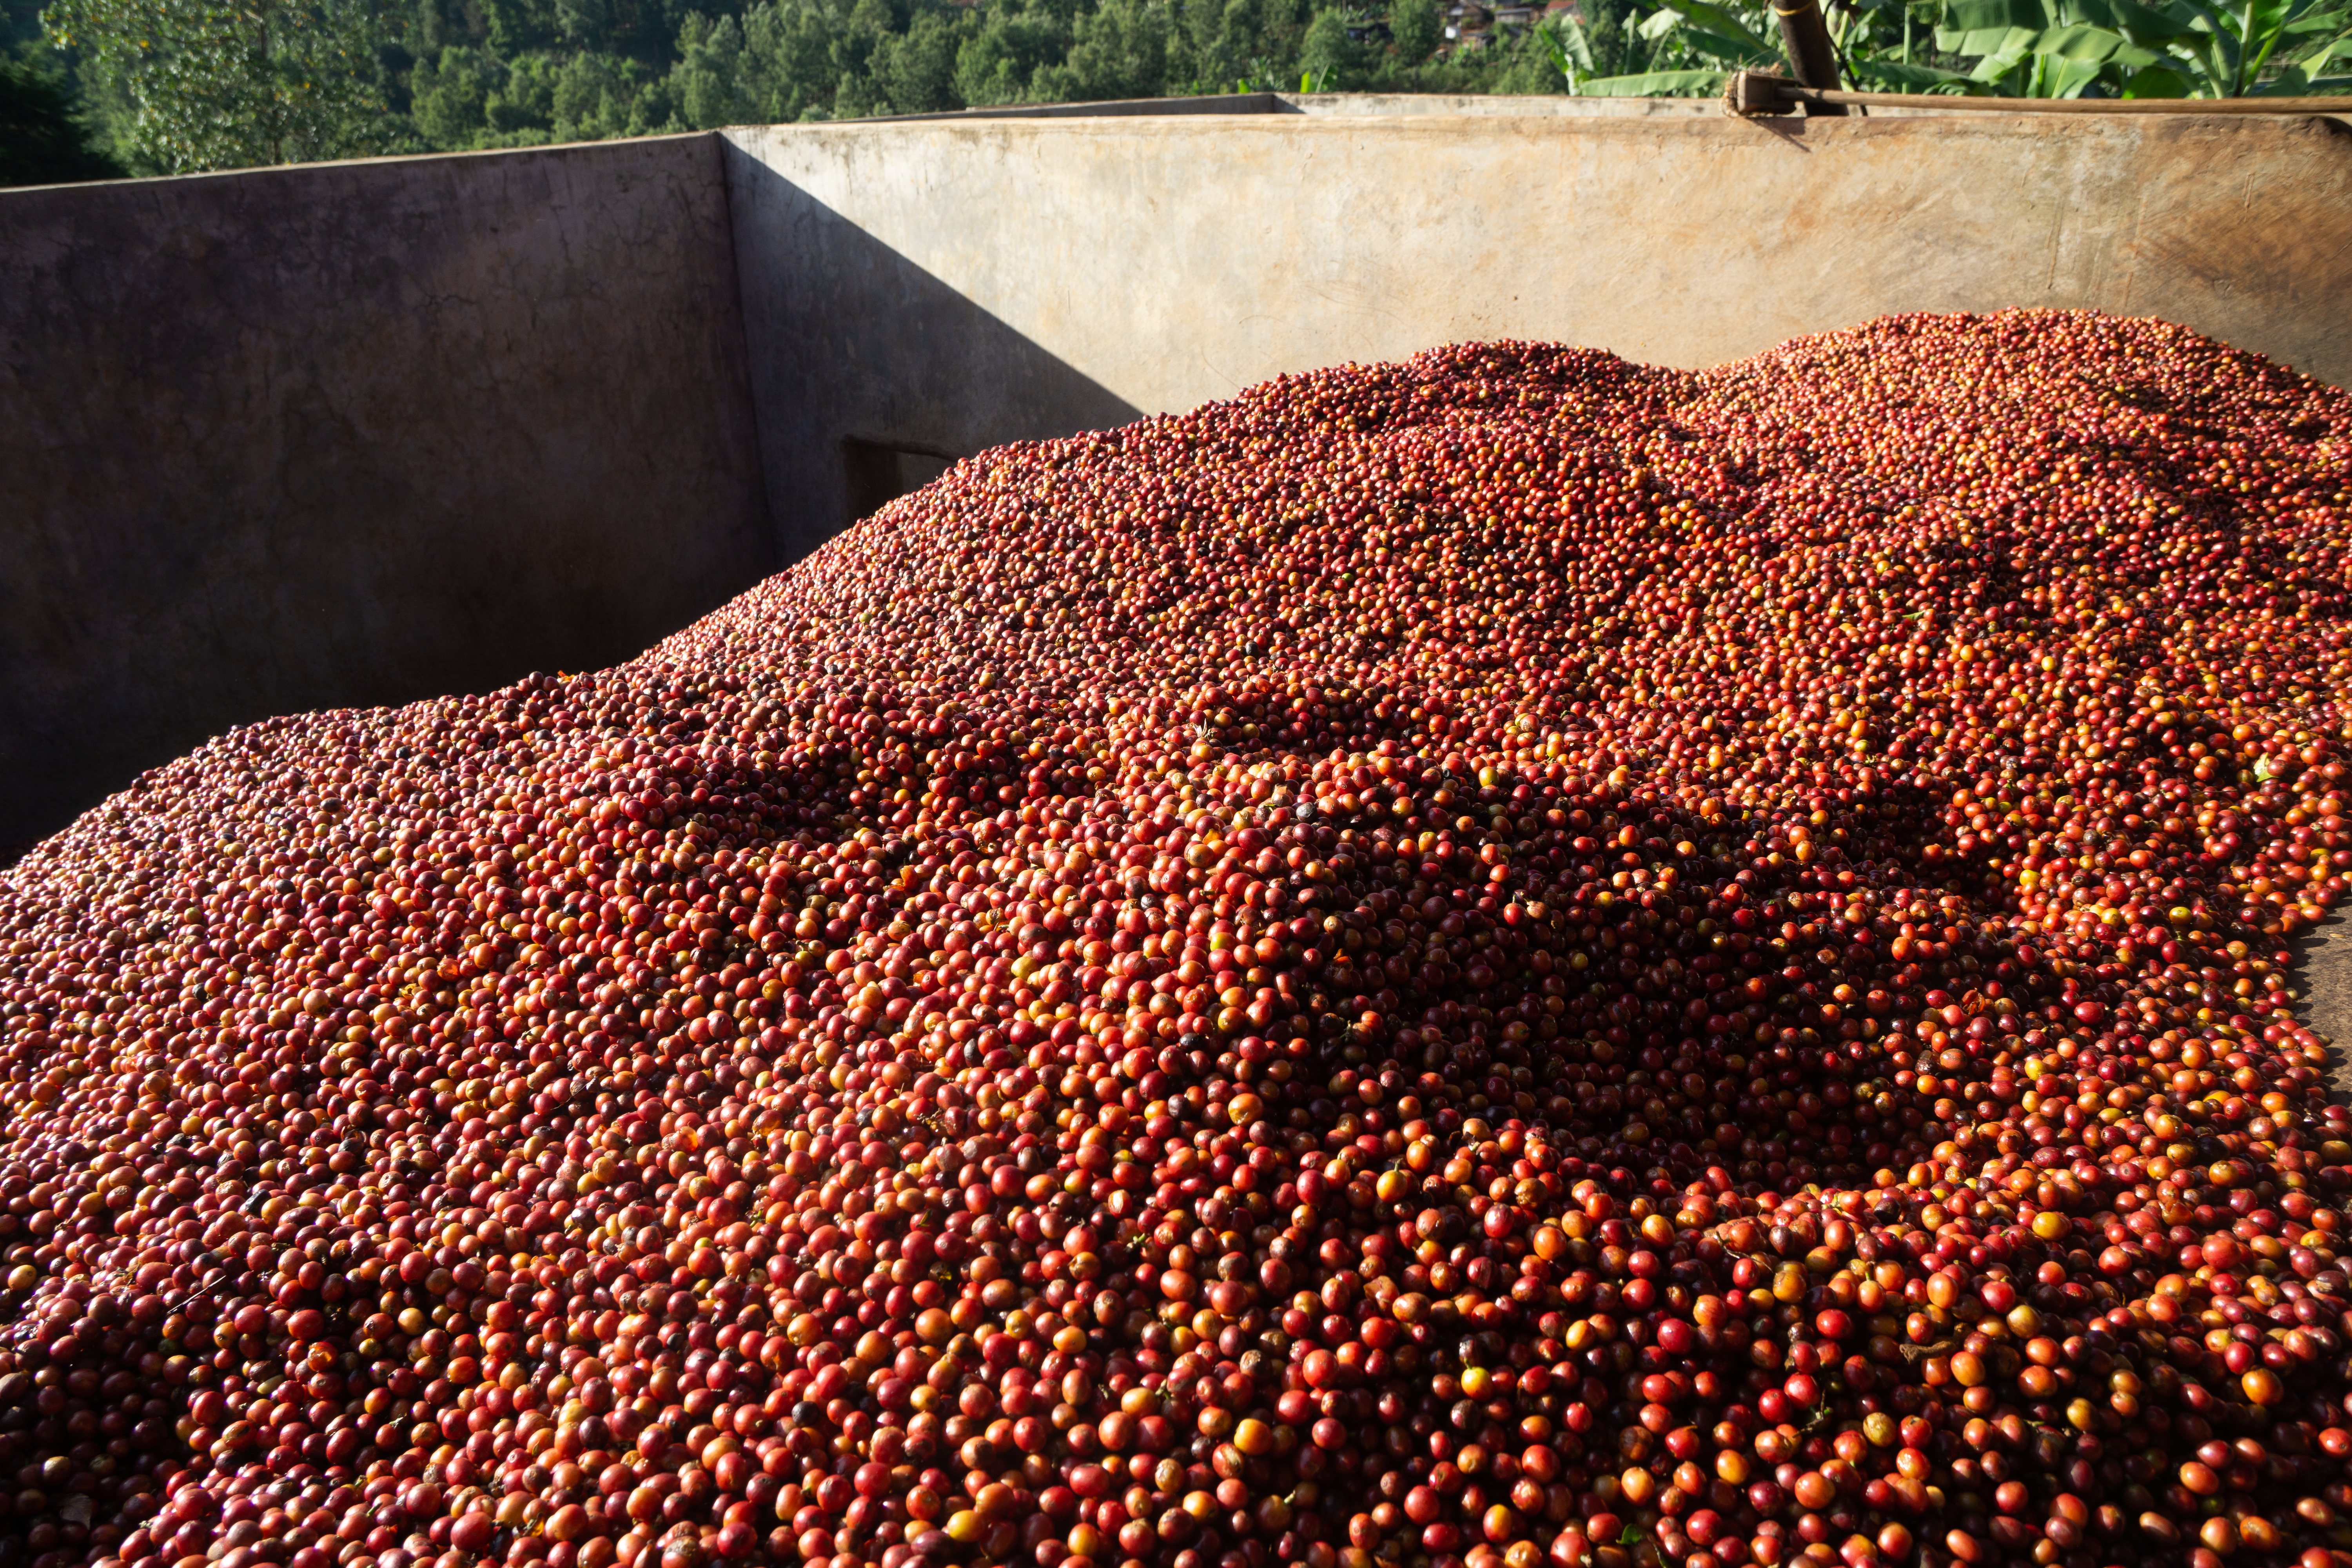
xmin=4 ymin=310 xmax=2352 ymax=1568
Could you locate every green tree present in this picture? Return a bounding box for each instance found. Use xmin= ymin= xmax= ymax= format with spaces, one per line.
xmin=482 ymin=44 xmax=554 ymax=129
xmin=43 ymin=0 xmax=395 ymax=169
xmin=56 ymin=0 xmax=2154 ymax=171
xmin=550 ymin=40 xmax=627 ymax=124
xmin=0 ymin=46 xmax=125 ymax=182
xmin=740 ymin=0 xmax=838 ymax=114
xmin=1387 ymin=0 xmax=1438 ymax=63
xmin=1297 ymin=3 xmax=1359 ymax=83
xmin=953 ymin=8 xmax=1064 ymax=102
xmin=829 ymin=56 xmax=877 ymax=106
xmin=1489 ymin=31 xmax=1561 ymax=87
xmin=623 ymin=61 xmax=677 ymax=123
xmin=552 ymin=0 xmax=608 ymax=48
xmin=866 ymin=5 xmax=956 ymax=106
xmin=408 ymin=42 xmax=488 ymax=138
xmin=408 ymin=0 xmax=445 ymax=55
xmin=481 ymin=0 xmax=552 ymax=54
xmin=829 ymin=0 xmax=887 ymax=74
xmin=1177 ymin=0 xmax=1242 ymax=82
xmin=1028 ymin=0 xmax=1165 ymax=98
xmin=673 ymin=7 xmax=748 ymax=120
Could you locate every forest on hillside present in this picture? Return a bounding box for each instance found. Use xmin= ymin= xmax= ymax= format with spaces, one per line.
xmin=4 ymin=0 xmax=1569 ymax=178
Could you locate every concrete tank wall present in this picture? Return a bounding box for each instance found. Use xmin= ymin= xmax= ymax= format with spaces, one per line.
xmin=9 ymin=107 xmax=2352 ymax=844
xmin=721 ymin=110 xmax=2352 ymax=556
xmin=0 ymin=134 xmax=773 ymax=847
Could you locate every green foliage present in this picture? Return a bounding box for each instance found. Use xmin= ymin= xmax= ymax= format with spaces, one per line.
xmin=953 ymin=8 xmax=1060 ymax=102
xmin=1030 ymin=0 xmax=1167 ymax=100
xmin=1387 ymin=0 xmax=1437 ymax=59
xmin=408 ymin=39 xmax=494 ymax=137
xmin=482 ymin=0 xmax=553 ymax=56
xmin=675 ymin=8 xmax=748 ymax=121
xmin=1924 ymin=0 xmax=2352 ymax=95
xmin=867 ymin=7 xmax=958 ymax=108
xmin=1297 ymin=5 xmax=1361 ymax=84
xmin=1530 ymin=0 xmax=2348 ymax=96
xmin=43 ymin=0 xmax=398 ymax=169
xmin=553 ymin=0 xmax=610 ymax=49
xmin=91 ymin=0 xmax=2334 ymax=176
xmin=1540 ymin=0 xmax=1755 ymax=91
xmin=1 ymin=44 xmax=125 ymax=181
xmin=547 ymin=47 xmax=664 ymax=131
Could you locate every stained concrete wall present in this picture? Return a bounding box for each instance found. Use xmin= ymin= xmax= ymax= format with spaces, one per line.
xmin=11 ymin=107 xmax=2352 ymax=846
xmin=864 ymin=90 xmax=1725 ymax=122
xmin=720 ymin=110 xmax=2352 ymax=558
xmin=0 ymin=134 xmax=773 ymax=847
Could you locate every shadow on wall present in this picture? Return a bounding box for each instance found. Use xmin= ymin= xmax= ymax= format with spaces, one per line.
xmin=719 ymin=138 xmax=1143 ymax=559
xmin=0 ymin=134 xmax=773 ymax=850
xmin=0 ymin=131 xmax=1149 ymax=851
xmin=843 ymin=439 xmax=958 ymax=524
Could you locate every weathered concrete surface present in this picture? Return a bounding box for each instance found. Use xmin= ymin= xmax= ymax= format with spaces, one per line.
xmin=0 ymin=134 xmax=773 ymax=847
xmin=716 ymin=134 xmax=1142 ymax=561
xmin=722 ymin=111 xmax=2352 ymax=555
xmin=1281 ymin=91 xmax=1723 ymax=116
xmin=865 ymin=91 xmax=1296 ymax=122
xmin=868 ymin=90 xmax=1728 ymax=122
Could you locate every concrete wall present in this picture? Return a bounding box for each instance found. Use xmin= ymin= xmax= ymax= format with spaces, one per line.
xmin=1280 ymin=92 xmax=1722 ymax=116
xmin=721 ymin=109 xmax=2352 ymax=557
xmin=0 ymin=134 xmax=773 ymax=846
xmin=11 ymin=106 xmax=2352 ymax=845
xmin=864 ymin=90 xmax=1725 ymax=123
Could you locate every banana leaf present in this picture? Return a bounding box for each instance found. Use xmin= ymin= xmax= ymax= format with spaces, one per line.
xmin=1539 ymin=14 xmax=1599 ymax=74
xmin=1656 ymin=0 xmax=1780 ymax=50
xmin=2253 ymin=53 xmax=2352 ymax=85
xmin=2036 ymin=19 xmax=2156 ymax=59
xmin=1849 ymin=56 xmax=1996 ymax=87
xmin=2294 ymin=28 xmax=2352 ymax=67
xmin=2162 ymin=0 xmax=2263 ymax=93
xmin=1673 ymin=24 xmax=1780 ymax=58
xmin=1940 ymin=0 xmax=2055 ymax=29
xmin=2077 ymin=0 xmax=2200 ymax=43
xmin=1942 ymin=20 xmax=2037 ymax=63
xmin=1573 ymin=66 xmax=1731 ymax=90
xmin=2236 ymin=0 xmax=2300 ymax=89
xmin=2025 ymin=49 xmax=2113 ymax=85
xmin=1629 ymin=2 xmax=1776 ymax=67
xmin=2279 ymin=5 xmax=2352 ymax=33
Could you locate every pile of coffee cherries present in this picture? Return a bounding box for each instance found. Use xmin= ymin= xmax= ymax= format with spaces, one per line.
xmin=4 ymin=310 xmax=2352 ymax=1568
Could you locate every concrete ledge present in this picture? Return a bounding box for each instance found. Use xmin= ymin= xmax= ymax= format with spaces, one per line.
xmin=1282 ymin=91 xmax=1726 ymax=116
xmin=857 ymin=91 xmax=1298 ymax=123
xmin=856 ymin=91 xmax=1738 ymax=123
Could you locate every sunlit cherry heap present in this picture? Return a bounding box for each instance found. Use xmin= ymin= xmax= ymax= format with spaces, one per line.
xmin=4 ymin=309 xmax=2352 ymax=1568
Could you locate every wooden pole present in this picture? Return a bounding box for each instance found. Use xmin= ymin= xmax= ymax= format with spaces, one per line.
xmin=1770 ymin=0 xmax=1848 ymax=116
